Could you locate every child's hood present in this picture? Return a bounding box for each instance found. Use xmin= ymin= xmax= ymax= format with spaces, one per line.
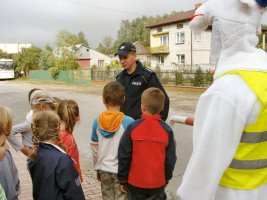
xmin=98 ymin=111 xmax=124 ymax=137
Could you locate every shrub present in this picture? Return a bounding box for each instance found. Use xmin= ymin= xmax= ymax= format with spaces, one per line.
xmin=204 ymin=69 xmax=214 ymax=83
xmin=49 ymin=67 xmax=60 ymax=80
xmin=176 ymin=72 xmax=184 ymax=85
xmin=192 ymin=67 xmax=204 ymax=87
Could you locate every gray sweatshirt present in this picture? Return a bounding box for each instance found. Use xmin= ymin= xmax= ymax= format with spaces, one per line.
xmin=0 ymin=150 xmax=20 ymax=200
xmin=7 ymin=111 xmax=32 ymax=151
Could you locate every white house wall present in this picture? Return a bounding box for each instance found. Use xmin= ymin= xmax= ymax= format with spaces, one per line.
xmin=77 ymin=46 xmax=90 ymax=59
xmin=90 ymin=49 xmax=111 ymax=68
xmin=150 ymin=22 xmax=212 ymax=71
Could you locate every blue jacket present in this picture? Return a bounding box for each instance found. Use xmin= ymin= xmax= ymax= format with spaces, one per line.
xmin=29 ymin=143 xmax=85 ymax=200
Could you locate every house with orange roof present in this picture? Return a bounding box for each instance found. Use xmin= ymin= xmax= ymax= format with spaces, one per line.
xmin=147 ymin=4 xmax=213 ymax=71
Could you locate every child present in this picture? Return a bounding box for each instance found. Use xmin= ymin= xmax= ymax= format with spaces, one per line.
xmin=0 ymin=184 xmax=7 ymax=200
xmin=90 ymin=81 xmax=134 ymax=200
xmin=7 ymin=89 xmax=56 ymax=156
xmin=0 ymin=106 xmax=20 ymax=200
xmin=118 ymin=87 xmax=177 ymax=200
xmin=28 ymin=110 xmax=85 ymax=200
xmin=57 ymin=99 xmax=82 ymax=182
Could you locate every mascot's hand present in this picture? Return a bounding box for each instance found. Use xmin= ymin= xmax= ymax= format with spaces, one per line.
xmin=167 ymin=115 xmax=194 ymax=126
xmin=167 ymin=115 xmax=187 ymax=126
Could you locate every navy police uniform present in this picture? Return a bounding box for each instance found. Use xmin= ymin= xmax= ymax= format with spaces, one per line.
xmin=116 ymin=60 xmax=169 ymax=121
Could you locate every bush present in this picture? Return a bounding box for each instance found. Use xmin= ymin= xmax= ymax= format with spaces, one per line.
xmin=205 ymin=70 xmax=214 ymax=83
xmin=49 ymin=67 xmax=60 ymax=80
xmin=176 ymin=72 xmax=184 ymax=85
xmin=192 ymin=67 xmax=204 ymax=87
xmin=161 ymin=73 xmax=172 ymax=85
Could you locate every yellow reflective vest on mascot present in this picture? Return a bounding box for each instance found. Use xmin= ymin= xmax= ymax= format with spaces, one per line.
xmin=220 ymin=70 xmax=267 ymax=189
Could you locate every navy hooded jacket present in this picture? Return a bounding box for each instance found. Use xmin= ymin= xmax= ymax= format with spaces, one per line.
xmin=28 ymin=143 xmax=85 ymax=200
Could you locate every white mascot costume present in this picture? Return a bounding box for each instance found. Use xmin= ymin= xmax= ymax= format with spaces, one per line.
xmin=177 ymin=0 xmax=267 ymax=200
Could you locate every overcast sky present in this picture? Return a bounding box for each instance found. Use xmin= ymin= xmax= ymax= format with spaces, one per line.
xmin=1 ymin=0 xmax=267 ymax=49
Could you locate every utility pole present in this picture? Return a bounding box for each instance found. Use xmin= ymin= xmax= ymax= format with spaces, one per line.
xmin=190 ymin=30 xmax=193 ymax=72
xmin=263 ymin=32 xmax=266 ymax=51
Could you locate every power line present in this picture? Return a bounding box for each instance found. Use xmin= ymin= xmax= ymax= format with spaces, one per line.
xmin=58 ymin=0 xmax=143 ymax=16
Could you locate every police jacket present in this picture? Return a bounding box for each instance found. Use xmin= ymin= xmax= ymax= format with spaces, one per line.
xmin=28 ymin=143 xmax=85 ymax=200
xmin=116 ymin=61 xmax=169 ymax=121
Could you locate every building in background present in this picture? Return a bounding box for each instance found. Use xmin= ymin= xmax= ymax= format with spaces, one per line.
xmin=147 ymin=4 xmax=212 ymax=71
xmin=0 ymin=43 xmax=32 ymax=56
xmin=133 ymin=41 xmax=150 ymax=65
xmin=55 ymin=44 xmax=111 ymax=69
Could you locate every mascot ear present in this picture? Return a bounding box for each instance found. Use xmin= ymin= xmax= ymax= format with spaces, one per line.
xmin=189 ymin=15 xmax=208 ymax=35
xmin=240 ymin=0 xmax=258 ymax=7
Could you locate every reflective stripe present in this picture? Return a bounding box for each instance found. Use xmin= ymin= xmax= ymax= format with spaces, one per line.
xmin=229 ymin=159 xmax=267 ymax=169
xmin=240 ymin=131 xmax=267 ymax=143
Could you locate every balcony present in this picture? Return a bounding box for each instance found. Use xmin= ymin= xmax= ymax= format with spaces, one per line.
xmin=149 ymin=45 xmax=169 ymax=54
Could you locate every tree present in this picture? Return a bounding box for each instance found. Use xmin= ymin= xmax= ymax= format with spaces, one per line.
xmin=115 ymin=14 xmax=170 ymax=48
xmin=97 ymin=36 xmax=114 ymax=55
xmin=14 ymin=46 xmax=42 ymax=77
xmin=54 ymin=29 xmax=83 ymax=70
xmin=0 ymin=50 xmax=10 ymax=59
xmin=77 ymin=31 xmax=89 ymax=46
xmin=56 ymin=29 xmax=78 ymax=47
xmin=38 ymin=45 xmax=55 ymax=70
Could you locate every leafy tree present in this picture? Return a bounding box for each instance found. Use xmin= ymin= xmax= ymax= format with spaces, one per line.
xmin=0 ymin=50 xmax=10 ymax=59
xmin=14 ymin=46 xmax=42 ymax=77
xmin=114 ymin=13 xmax=177 ymax=48
xmin=38 ymin=45 xmax=55 ymax=70
xmin=56 ymin=29 xmax=89 ymax=47
xmin=97 ymin=36 xmax=114 ymax=55
xmin=53 ymin=30 xmax=81 ymax=73
xmin=56 ymin=30 xmax=78 ymax=47
xmin=77 ymin=31 xmax=89 ymax=46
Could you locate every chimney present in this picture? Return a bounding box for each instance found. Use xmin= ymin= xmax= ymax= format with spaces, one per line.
xmin=195 ymin=3 xmax=202 ymax=9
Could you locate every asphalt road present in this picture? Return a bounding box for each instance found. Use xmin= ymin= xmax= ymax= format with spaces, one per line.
xmin=0 ymin=80 xmax=195 ymax=199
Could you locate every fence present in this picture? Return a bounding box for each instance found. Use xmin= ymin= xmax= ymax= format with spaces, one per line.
xmin=91 ymin=70 xmax=213 ymax=87
xmin=29 ymin=69 xmax=213 ymax=87
xmin=29 ymin=69 xmax=91 ymax=84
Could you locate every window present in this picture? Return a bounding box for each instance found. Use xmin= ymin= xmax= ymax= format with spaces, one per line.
xmin=98 ymin=60 xmax=104 ymax=67
xmin=196 ymin=34 xmax=201 ymax=42
xmin=176 ymin=32 xmax=185 ymax=44
xmin=160 ymin=36 xmax=169 ymax=46
xmin=157 ymin=27 xmax=162 ymax=32
xmin=158 ymin=56 xmax=164 ymax=64
xmin=177 ymin=54 xmax=185 ymax=64
xmin=177 ymin=24 xmax=183 ymax=29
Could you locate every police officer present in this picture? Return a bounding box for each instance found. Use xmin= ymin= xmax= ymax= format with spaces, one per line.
xmin=115 ymin=42 xmax=169 ymax=121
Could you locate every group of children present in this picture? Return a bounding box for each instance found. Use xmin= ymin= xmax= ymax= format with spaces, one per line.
xmin=0 ymin=81 xmax=177 ymax=200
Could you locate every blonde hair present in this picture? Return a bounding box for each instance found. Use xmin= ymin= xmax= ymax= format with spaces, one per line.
xmin=141 ymin=87 xmax=165 ymax=115
xmin=29 ymin=110 xmax=61 ymax=160
xmin=0 ymin=106 xmax=12 ymax=136
xmin=57 ymin=100 xmax=79 ymax=133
